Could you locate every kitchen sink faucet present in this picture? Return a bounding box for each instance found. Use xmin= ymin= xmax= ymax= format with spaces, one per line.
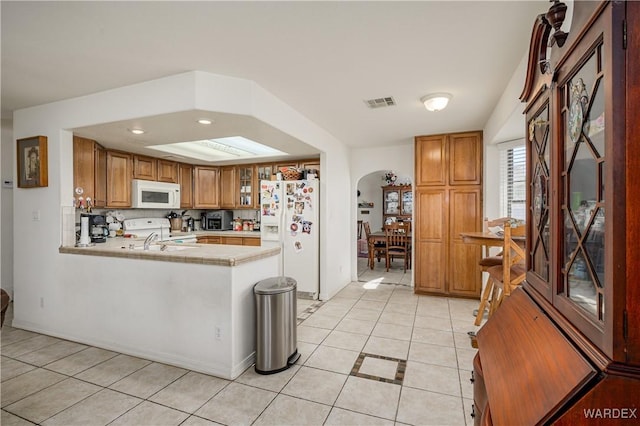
xmin=144 ymin=232 xmax=159 ymax=250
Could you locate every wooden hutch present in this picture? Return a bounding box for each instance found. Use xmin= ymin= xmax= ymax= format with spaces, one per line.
xmin=474 ymin=1 xmax=640 ymax=424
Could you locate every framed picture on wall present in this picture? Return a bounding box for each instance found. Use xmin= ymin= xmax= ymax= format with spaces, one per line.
xmin=17 ymin=135 xmax=48 ymax=188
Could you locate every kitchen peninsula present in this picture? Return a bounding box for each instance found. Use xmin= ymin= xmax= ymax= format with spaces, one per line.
xmin=50 ymin=239 xmax=280 ymax=380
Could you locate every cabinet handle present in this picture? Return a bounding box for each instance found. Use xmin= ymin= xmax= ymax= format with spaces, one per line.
xmin=470 ymin=371 xmax=475 ymax=383
xmin=471 ymin=404 xmax=476 ymax=418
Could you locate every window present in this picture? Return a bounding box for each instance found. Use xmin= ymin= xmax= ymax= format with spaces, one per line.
xmin=500 ymin=145 xmax=526 ymax=220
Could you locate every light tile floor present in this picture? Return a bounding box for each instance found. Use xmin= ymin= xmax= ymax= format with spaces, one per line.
xmin=1 ymin=259 xmax=481 ymax=425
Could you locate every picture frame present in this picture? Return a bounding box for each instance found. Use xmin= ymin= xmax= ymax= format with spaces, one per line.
xmin=17 ymin=136 xmax=48 ymax=188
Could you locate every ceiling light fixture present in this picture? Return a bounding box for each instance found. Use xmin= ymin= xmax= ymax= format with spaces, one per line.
xmin=197 ymin=119 xmax=213 ymax=125
xmin=420 ymin=93 xmax=452 ymax=112
xmin=129 ymin=128 xmax=145 ymax=135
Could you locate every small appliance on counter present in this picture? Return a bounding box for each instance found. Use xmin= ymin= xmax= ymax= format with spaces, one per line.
xmin=201 ymin=210 xmax=234 ymax=231
xmin=82 ymin=213 xmax=108 ymax=243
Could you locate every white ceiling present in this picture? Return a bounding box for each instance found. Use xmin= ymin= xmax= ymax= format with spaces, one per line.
xmin=1 ymin=1 xmax=548 ymax=162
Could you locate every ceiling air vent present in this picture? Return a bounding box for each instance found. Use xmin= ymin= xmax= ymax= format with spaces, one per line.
xmin=364 ymin=97 xmax=396 ymax=109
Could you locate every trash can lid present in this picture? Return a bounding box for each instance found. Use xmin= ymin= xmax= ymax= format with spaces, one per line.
xmin=254 ymin=276 xmax=297 ymax=295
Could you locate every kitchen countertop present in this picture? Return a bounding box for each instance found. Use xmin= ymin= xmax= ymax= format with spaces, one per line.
xmin=59 ymin=237 xmax=278 ymax=266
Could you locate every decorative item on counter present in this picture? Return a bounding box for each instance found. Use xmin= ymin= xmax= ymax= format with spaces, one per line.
xmin=383 ymin=171 xmax=398 ymax=186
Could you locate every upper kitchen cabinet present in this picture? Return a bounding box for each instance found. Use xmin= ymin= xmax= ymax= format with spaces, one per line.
xmin=106 ymin=150 xmax=132 ymax=208
xmin=73 ymin=136 xmax=107 ymax=208
xmin=133 ymin=155 xmax=178 ymax=183
xmin=178 ymin=163 xmax=193 ymax=208
xmin=157 ymin=159 xmax=178 ymax=183
xmin=220 ymin=165 xmax=256 ymax=209
xmin=133 ymin=155 xmax=157 ymax=181
xmin=300 ymin=159 xmax=320 ymax=179
xmin=256 ymin=163 xmax=274 ymax=182
xmin=237 ymin=165 xmax=255 ymax=208
xmin=193 ymin=166 xmax=220 ymax=209
xmin=220 ymin=166 xmax=236 ymax=209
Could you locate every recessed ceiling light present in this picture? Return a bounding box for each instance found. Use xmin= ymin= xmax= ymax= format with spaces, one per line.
xmin=129 ymin=128 xmax=145 ymax=135
xmin=197 ymin=119 xmax=213 ymax=125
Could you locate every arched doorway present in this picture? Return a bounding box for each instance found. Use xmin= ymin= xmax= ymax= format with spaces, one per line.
xmin=355 ymin=170 xmax=413 ymax=286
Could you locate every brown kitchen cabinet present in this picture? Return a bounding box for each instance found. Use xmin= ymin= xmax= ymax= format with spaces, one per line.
xmin=106 ymin=150 xmax=132 ymax=208
xmin=475 ymin=2 xmax=640 ymax=424
xmin=237 ymin=165 xmax=255 ymax=208
xmin=196 ymin=236 xmax=221 ymax=244
xmin=132 ymin=155 xmax=157 ymax=181
xmin=193 ymin=166 xmax=220 ymax=209
xmin=414 ymin=131 xmax=482 ymax=297
xmin=220 ymin=166 xmax=236 ymax=209
xmin=157 ymin=159 xmax=178 ymax=183
xmin=242 ymin=237 xmax=261 ymax=246
xmin=178 ymin=163 xmax=193 ymax=208
xmin=73 ymin=136 xmax=107 ymax=208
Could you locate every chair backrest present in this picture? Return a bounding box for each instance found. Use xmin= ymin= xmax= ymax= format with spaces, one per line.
xmin=501 ymin=222 xmax=526 ymax=295
xmin=384 ymin=222 xmax=410 ymax=249
xmin=363 ymin=221 xmax=372 ymax=239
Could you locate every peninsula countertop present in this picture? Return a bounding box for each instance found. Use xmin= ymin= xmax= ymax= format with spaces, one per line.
xmin=59 ymin=236 xmax=278 ymax=266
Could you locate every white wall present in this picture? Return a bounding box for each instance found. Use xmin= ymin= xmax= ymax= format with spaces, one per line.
xmin=12 ymin=71 xmax=352 ymax=333
xmin=350 ymin=143 xmax=414 ymax=282
xmin=1 ymin=119 xmax=14 ymax=297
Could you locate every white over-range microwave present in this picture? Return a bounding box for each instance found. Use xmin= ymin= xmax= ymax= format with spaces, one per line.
xmin=131 ymin=179 xmax=181 ymax=209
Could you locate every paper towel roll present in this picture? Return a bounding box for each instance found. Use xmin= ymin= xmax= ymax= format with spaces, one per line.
xmin=79 ymin=216 xmax=91 ymax=246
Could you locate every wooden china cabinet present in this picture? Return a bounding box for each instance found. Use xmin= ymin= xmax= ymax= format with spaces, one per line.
xmin=474 ymin=1 xmax=640 ymax=424
xmin=381 ymin=185 xmax=412 ymax=224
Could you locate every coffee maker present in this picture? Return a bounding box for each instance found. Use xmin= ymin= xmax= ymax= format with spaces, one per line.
xmin=82 ymin=213 xmax=107 ymax=243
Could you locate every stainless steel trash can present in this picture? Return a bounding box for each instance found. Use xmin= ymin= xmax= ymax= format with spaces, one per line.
xmin=254 ymin=276 xmax=300 ymax=374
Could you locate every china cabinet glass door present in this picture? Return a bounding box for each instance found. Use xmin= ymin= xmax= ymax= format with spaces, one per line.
xmin=384 ymin=189 xmax=400 ymax=215
xmin=527 ymin=100 xmax=551 ymax=298
xmin=559 ymin=39 xmax=606 ymax=321
xmin=402 ymin=190 xmax=413 ymax=215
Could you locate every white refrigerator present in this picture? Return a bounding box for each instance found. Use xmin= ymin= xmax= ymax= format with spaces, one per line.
xmin=260 ymin=180 xmax=319 ymax=298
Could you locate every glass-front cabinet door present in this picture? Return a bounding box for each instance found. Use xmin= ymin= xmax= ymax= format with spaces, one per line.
xmin=526 ymin=99 xmax=552 ymax=300
xmin=402 ymin=190 xmax=413 ymax=216
xmin=384 ymin=189 xmax=400 ymax=215
xmin=238 ymin=165 xmax=254 ymax=207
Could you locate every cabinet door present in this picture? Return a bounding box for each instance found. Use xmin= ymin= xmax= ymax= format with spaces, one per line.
xmin=133 ymin=155 xmax=157 ymax=181
xmin=157 ymin=159 xmax=178 ymax=183
xmin=256 ymin=164 xmax=273 ymax=181
xmin=300 ymin=160 xmax=320 ymax=178
xmin=449 ymin=132 xmax=482 ymax=186
xmin=238 ymin=165 xmax=254 ymax=208
xmin=94 ymin=144 xmax=107 ymax=207
xmin=106 ymin=151 xmax=132 ymax=208
xmin=220 ymin=166 xmax=236 ymax=209
xmin=243 ymin=238 xmax=261 ymax=246
xmin=383 ymin=188 xmax=400 ymax=215
xmin=222 ymin=236 xmax=243 ymax=245
xmin=178 ymin=163 xmax=193 ymax=208
xmin=414 ymin=189 xmax=447 ymax=294
xmin=448 ymin=187 xmax=482 ymax=297
xmin=73 ymin=136 xmax=96 ymax=202
xmin=415 ymin=135 xmax=446 ymax=186
xmin=193 ymin=166 xmax=220 ymax=209
xmin=401 ymin=188 xmax=413 ymax=216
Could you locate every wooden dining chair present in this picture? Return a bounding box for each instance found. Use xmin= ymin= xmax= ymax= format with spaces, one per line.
xmin=363 ymin=222 xmax=386 ymax=269
xmin=384 ymin=222 xmax=411 ymax=272
xmin=476 ymin=222 xmax=526 ymax=323
xmin=474 ymin=217 xmax=514 ymax=326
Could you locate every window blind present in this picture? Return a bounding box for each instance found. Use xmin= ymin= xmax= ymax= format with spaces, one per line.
xmin=499 ymin=144 xmax=526 ymax=220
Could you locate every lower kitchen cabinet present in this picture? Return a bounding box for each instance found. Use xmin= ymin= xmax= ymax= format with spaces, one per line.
xmin=197 ymin=235 xmax=260 ymax=246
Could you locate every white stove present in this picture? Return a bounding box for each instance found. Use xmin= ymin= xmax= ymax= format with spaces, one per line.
xmin=122 ymin=218 xmax=196 ymax=243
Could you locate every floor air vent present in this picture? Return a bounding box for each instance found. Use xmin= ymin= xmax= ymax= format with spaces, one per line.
xmin=364 ymin=97 xmax=396 ymax=109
